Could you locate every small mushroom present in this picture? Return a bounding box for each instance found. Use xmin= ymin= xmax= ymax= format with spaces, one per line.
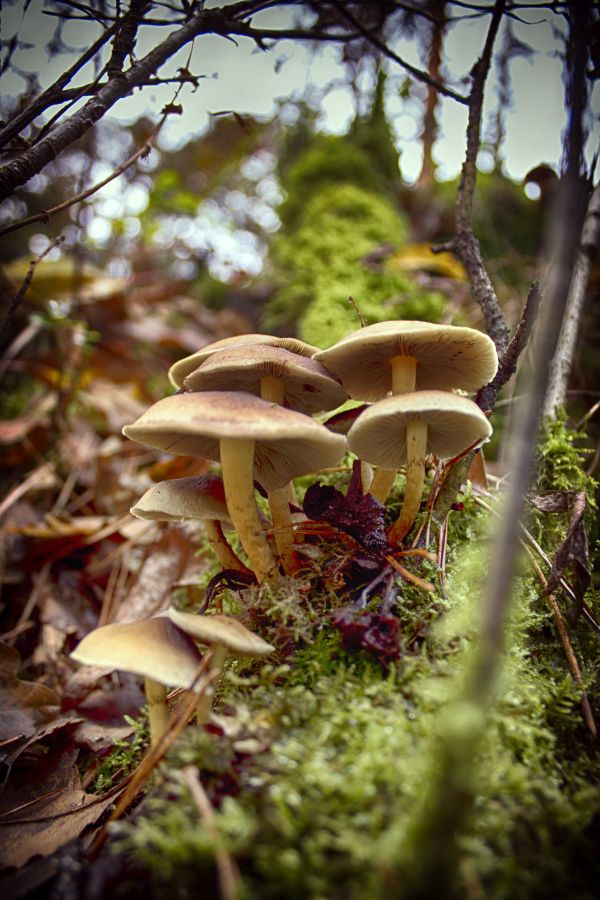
xmin=316 ymin=321 xmax=497 ymax=503
xmin=347 ymin=390 xmax=492 ymax=543
xmin=123 ymin=391 xmax=346 ymax=581
xmin=70 ymin=617 xmax=202 ymax=747
xmin=182 ymin=345 xmax=347 ymax=573
xmin=130 ymin=475 xmax=250 ymax=573
xmin=166 ymin=608 xmax=274 ymax=722
xmin=168 ymin=334 xmax=319 ymax=389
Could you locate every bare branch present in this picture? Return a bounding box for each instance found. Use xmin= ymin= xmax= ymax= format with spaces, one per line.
xmin=0 ymin=24 xmax=117 ymax=151
xmin=0 ymin=236 xmax=65 ymax=346
xmin=543 ymin=185 xmax=600 ymax=417
xmin=0 ymin=117 xmax=166 ymax=239
xmin=323 ymin=0 xmax=466 ymax=103
xmin=106 ymin=0 xmax=153 ymax=78
xmin=452 ymin=0 xmax=510 ymax=354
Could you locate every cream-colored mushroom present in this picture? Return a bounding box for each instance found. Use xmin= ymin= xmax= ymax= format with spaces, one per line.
xmin=168 ymin=334 xmax=319 ymax=389
xmin=70 ymin=617 xmax=202 ymax=748
xmin=167 ymin=607 xmax=274 ymax=723
xmin=130 ymin=474 xmax=249 ymax=572
xmin=316 ymin=321 xmax=498 ymax=503
xmin=123 ymin=392 xmax=346 ymax=582
xmin=182 ymin=344 xmax=347 ymax=574
xmin=347 ymin=391 xmax=492 ymax=543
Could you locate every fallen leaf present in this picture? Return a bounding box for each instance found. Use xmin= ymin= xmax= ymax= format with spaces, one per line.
xmin=0 ymin=746 xmax=116 ymax=869
xmin=303 ymin=482 xmax=389 ymax=557
xmin=0 ymin=643 xmax=60 ymax=742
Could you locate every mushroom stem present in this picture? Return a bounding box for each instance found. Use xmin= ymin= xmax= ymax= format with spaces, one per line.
xmin=368 ymin=467 xmax=396 ymax=503
xmin=366 ymin=355 xmax=418 ymax=503
xmin=260 ymin=376 xmax=285 ymax=405
xmin=196 ymin=643 xmax=228 ymax=725
xmin=360 ymin=462 xmax=374 ymax=494
xmin=390 ymin=355 xmax=417 ymax=394
xmin=220 ymin=437 xmax=278 ymax=582
xmin=204 ymin=519 xmax=250 ymax=573
xmin=388 ymin=419 xmax=428 ymax=545
xmin=268 ymin=486 xmax=301 ymax=575
xmin=144 ymin=677 xmax=169 ymax=748
xmin=259 ymin=374 xmax=300 ymax=575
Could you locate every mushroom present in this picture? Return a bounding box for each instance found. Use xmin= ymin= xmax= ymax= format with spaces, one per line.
xmin=123 ymin=391 xmax=346 ymax=581
xmin=70 ymin=617 xmax=202 ymax=747
xmin=316 ymin=321 xmax=497 ymax=503
xmin=130 ymin=474 xmax=250 ymax=573
xmin=182 ymin=345 xmax=347 ymax=573
xmin=167 ymin=607 xmax=275 ymax=722
xmin=168 ymin=334 xmax=319 ymax=389
xmin=347 ymin=390 xmax=492 ymax=543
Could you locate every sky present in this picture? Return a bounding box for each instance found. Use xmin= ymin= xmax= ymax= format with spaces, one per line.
xmin=2 ymin=1 xmax=598 ymax=187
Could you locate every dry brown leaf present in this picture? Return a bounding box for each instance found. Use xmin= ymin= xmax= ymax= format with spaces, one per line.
xmin=0 ymin=643 xmax=60 ymax=741
xmin=115 ymin=525 xmax=198 ymax=623
xmin=0 ymin=747 xmax=116 ymax=869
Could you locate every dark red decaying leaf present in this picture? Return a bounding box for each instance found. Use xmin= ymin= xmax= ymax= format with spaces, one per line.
xmin=303 ymin=482 xmax=389 ymax=557
xmin=330 ymin=606 xmax=401 ymax=664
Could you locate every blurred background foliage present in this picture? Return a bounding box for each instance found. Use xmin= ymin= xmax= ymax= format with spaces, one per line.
xmin=1 ymin=56 xmax=598 ymax=485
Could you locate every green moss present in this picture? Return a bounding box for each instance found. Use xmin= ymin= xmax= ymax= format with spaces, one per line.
xmin=90 ymin=713 xmax=149 ymax=793
xmin=263 ymin=130 xmax=446 ymax=346
xmin=112 ymin=415 xmax=600 ymax=900
xmin=115 ymin=523 xmax=600 ymax=899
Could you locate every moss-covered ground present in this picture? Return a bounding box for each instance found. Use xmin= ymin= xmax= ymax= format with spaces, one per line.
xmin=93 ymin=417 xmax=600 ymax=899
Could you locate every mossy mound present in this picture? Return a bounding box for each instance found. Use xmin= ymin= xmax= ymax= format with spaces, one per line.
xmin=111 ymin=420 xmax=600 ymax=899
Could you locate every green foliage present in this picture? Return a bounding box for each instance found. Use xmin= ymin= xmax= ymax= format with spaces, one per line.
xmin=117 ymin=514 xmax=600 ymax=899
xmin=265 ymin=179 xmax=444 ymax=347
xmin=90 ymin=713 xmax=149 ymax=793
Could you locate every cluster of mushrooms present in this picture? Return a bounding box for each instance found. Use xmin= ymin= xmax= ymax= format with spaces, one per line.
xmin=71 ymin=321 xmax=497 ymax=746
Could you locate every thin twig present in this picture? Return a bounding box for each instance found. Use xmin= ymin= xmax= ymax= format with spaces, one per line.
xmin=181 ymin=766 xmax=241 ymax=900
xmin=88 ymin=654 xmax=216 ymax=858
xmin=0 ymin=118 xmax=164 ymax=238
xmin=0 ymin=236 xmax=65 ymax=346
xmin=524 ymin=548 xmax=597 ymax=739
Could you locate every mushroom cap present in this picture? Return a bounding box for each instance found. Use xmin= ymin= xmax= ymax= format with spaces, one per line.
xmin=168 ymin=334 xmax=319 ymax=388
xmin=167 ymin=608 xmax=275 ymax=657
xmin=123 ymin=391 xmax=347 ymax=492
xmin=183 ymin=344 xmax=347 ymax=415
xmin=130 ymin=475 xmax=232 ymax=526
xmin=70 ymin=617 xmax=202 ymax=687
xmin=347 ymin=390 xmax=492 ymax=468
xmin=314 ymin=320 xmax=498 ymax=401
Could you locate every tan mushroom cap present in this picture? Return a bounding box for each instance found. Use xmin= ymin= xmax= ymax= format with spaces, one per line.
xmin=314 ymin=320 xmax=498 ymax=401
xmin=167 ymin=608 xmax=275 ymax=657
xmin=347 ymin=390 xmax=492 ymax=469
xmin=70 ymin=617 xmax=202 ymax=687
xmin=130 ymin=475 xmax=232 ymax=526
xmin=168 ymin=334 xmax=319 ymax=388
xmin=183 ymin=344 xmax=347 ymax=414
xmin=123 ymin=391 xmax=347 ymax=492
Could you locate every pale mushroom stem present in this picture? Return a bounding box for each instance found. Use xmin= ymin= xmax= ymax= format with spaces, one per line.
xmin=144 ymin=677 xmax=169 ymax=748
xmin=388 ymin=420 xmax=428 ymax=545
xmin=390 ymin=354 xmax=417 ymax=394
xmin=360 ymin=461 xmax=374 ymax=494
xmin=220 ymin=437 xmax=278 ymax=582
xmin=368 ymin=355 xmax=418 ymax=503
xmin=196 ymin=643 xmax=228 ymax=725
xmin=260 ymin=375 xmax=301 ymax=576
xmin=204 ymin=519 xmax=250 ymax=573
xmin=369 ymin=467 xmax=396 ymax=503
